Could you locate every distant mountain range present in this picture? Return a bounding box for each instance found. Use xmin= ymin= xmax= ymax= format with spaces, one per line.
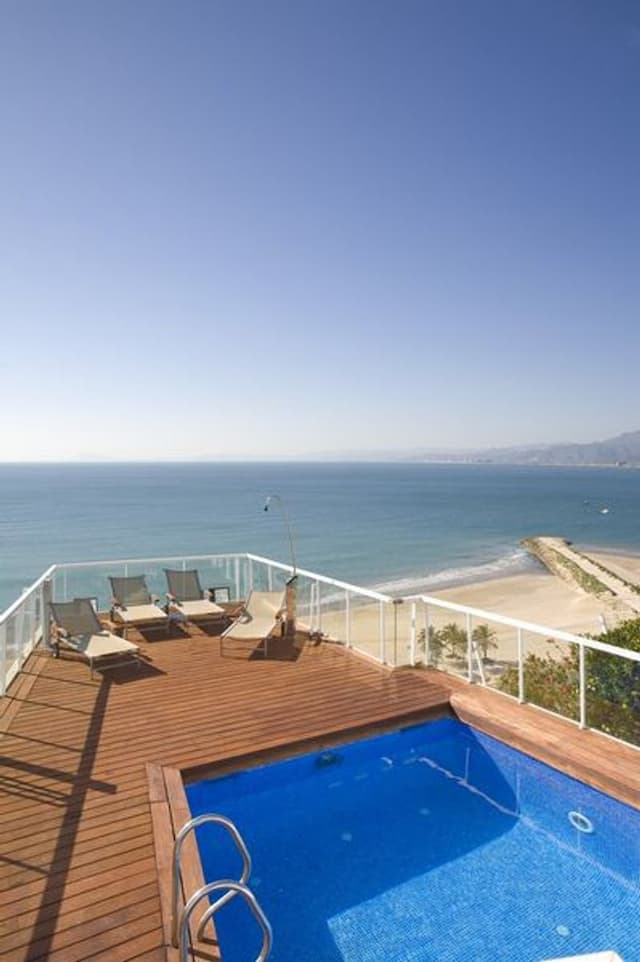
xmin=410 ymin=429 xmax=640 ymax=467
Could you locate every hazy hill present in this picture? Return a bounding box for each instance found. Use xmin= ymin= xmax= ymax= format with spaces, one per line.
xmin=419 ymin=430 xmax=640 ymax=466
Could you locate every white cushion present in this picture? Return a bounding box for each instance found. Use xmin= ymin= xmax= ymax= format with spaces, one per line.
xmin=112 ymin=604 xmax=167 ymax=624
xmin=172 ymin=599 xmax=223 ymax=619
xmin=69 ymin=631 xmax=139 ymax=658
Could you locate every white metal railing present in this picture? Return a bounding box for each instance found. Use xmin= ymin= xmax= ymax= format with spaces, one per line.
xmin=246 ymin=553 xmax=394 ymax=665
xmin=0 ymin=564 xmax=55 ymax=695
xmin=403 ymin=593 xmax=640 ymax=742
xmin=0 ymin=552 xmax=397 ymax=692
xmin=1 ymin=552 xmax=639 ymax=750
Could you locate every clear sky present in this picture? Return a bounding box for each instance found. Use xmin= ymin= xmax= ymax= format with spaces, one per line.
xmin=1 ymin=1 xmax=639 ymax=460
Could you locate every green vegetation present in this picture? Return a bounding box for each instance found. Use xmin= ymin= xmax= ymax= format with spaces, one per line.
xmin=574 ymin=548 xmax=640 ymax=596
xmin=472 ymin=623 xmax=498 ymax=659
xmin=551 ymin=551 xmax=611 ymax=596
xmin=417 ymin=621 xmax=497 ymax=666
xmin=438 ymin=623 xmax=468 ymax=660
xmin=498 ymin=619 xmax=640 ymax=746
xmin=522 ymin=537 xmax=612 ymax=597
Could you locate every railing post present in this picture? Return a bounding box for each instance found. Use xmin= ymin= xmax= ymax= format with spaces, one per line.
xmin=41 ymin=578 xmax=53 ymax=650
xmin=424 ymin=603 xmax=431 ymax=664
xmin=517 ymin=627 xmax=524 ymax=703
xmin=466 ymin=612 xmax=473 ymax=682
xmin=307 ymin=581 xmax=313 ymax=632
xmin=0 ymin=620 xmax=6 ymax=696
xmin=345 ymin=591 xmax=351 ymax=647
xmin=578 ymin=642 xmax=586 ymax=729
xmin=379 ymin=600 xmax=386 ymax=664
xmin=234 ymin=558 xmax=240 ymax=600
xmin=248 ymin=558 xmax=254 ymax=593
xmin=267 ymin=565 xmax=273 ymax=591
xmin=410 ymin=602 xmax=417 ymax=666
xmin=392 ymin=599 xmax=401 ymax=666
xmin=317 ymin=582 xmax=323 ymax=633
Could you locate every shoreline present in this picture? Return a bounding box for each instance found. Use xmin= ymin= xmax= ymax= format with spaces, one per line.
xmin=329 ymin=543 xmax=640 ymax=667
xmin=372 ymin=553 xmax=546 ymax=598
xmin=369 ymin=541 xmax=640 ymax=600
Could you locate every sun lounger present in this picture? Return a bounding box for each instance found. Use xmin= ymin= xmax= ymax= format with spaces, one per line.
xmin=49 ymin=598 xmax=141 ymax=677
xmin=221 ymin=590 xmax=286 ymax=657
xmin=109 ymin=575 xmax=169 ymax=636
xmin=164 ymin=569 xmax=226 ymax=624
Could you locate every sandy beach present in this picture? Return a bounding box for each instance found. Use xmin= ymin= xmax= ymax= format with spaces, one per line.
xmin=316 ymin=549 xmax=640 ymax=670
xmin=588 ymin=550 xmax=640 ymax=586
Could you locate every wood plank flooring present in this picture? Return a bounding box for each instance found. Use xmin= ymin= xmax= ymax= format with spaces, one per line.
xmin=2 ymin=625 xmax=639 ymax=962
xmin=0 ymin=626 xmax=449 ymax=962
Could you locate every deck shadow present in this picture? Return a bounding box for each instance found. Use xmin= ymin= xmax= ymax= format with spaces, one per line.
xmin=235 ymin=635 xmax=305 ymax=662
xmin=21 ymin=677 xmax=112 ymax=961
xmin=136 ymin=622 xmax=191 ymax=642
xmin=101 ymin=659 xmax=166 ymax=683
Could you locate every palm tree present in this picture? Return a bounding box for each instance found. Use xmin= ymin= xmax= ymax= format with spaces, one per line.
xmin=472 ymin=623 xmax=498 ymax=661
xmin=417 ymin=625 xmax=445 ymax=665
xmin=439 ymin=622 xmax=468 ymax=661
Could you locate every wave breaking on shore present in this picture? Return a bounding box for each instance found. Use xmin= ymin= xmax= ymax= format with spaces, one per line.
xmin=371 ymin=548 xmax=542 ymax=598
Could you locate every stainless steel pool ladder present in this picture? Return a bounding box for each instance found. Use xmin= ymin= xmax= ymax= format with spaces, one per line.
xmin=171 ymin=813 xmax=273 ymax=962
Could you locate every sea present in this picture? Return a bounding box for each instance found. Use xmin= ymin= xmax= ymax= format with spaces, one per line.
xmin=1 ymin=462 xmax=640 ymax=611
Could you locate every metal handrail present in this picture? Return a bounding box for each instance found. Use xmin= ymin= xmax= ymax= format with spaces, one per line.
xmin=410 ymin=592 xmax=640 ymax=663
xmin=4 ymin=551 xmax=639 ymax=664
xmin=0 ymin=564 xmax=56 ymax=625
xmin=171 ymin=813 xmax=252 ymax=947
xmin=246 ymin=552 xmax=392 ymax=602
xmin=178 ymin=879 xmax=272 ymax=962
xmin=54 ymin=552 xmax=241 ymax=571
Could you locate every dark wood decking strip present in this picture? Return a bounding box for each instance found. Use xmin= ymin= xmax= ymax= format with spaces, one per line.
xmin=0 ymin=627 xmax=449 ymax=962
xmin=147 ymin=763 xmax=217 ymax=962
xmin=440 ymin=672 xmax=640 ymax=809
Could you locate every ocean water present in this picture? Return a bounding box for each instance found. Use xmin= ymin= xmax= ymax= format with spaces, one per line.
xmin=1 ymin=462 xmax=639 ymax=611
xmin=186 ymin=718 xmax=640 ymax=962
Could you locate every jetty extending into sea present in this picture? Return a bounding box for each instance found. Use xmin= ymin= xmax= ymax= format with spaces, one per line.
xmin=523 ymin=536 xmax=640 ymax=618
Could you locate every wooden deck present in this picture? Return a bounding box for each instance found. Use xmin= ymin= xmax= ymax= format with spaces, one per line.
xmin=0 ymin=626 xmax=450 ymax=962
xmin=443 ymin=673 xmax=640 ymax=809
xmin=2 ymin=625 xmax=640 ymax=962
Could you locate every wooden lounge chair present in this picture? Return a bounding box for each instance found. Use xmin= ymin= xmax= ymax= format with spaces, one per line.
xmin=164 ymin=569 xmax=226 ymax=625
xmin=221 ymin=590 xmax=286 ymax=658
xmin=49 ymin=598 xmax=141 ymax=677
xmin=109 ymin=575 xmax=169 ymax=637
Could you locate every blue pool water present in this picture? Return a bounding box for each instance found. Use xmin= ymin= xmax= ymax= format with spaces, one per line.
xmin=186 ymin=719 xmax=640 ymax=962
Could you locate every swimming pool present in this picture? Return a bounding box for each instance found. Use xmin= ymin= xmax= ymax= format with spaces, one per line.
xmin=186 ymin=718 xmax=640 ymax=962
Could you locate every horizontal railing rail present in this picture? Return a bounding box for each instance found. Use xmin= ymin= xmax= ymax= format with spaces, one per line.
xmin=52 ymin=552 xmax=390 ymax=604
xmin=409 ymin=592 xmax=640 ymax=663
xmin=246 ymin=553 xmax=392 ymax=602
xmin=0 ymin=564 xmax=56 ymax=695
xmin=0 ymin=564 xmax=56 ymax=626
xmin=54 ymin=552 xmax=242 ymax=571
xmin=400 ymin=591 xmax=640 ymax=747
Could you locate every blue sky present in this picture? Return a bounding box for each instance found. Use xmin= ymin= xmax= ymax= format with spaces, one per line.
xmin=1 ymin=1 xmax=639 ymax=460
